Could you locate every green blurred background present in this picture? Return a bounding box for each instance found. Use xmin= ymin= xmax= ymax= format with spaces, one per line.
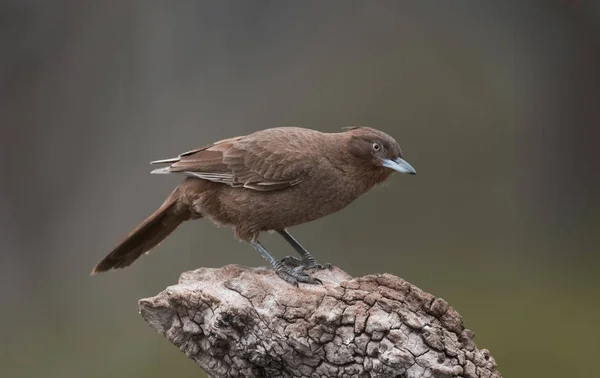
xmin=2 ymin=1 xmax=599 ymax=377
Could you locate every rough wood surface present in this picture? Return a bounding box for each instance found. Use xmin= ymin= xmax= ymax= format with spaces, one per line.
xmin=139 ymin=265 xmax=502 ymax=378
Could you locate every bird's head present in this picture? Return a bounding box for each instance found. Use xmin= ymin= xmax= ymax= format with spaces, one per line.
xmin=343 ymin=126 xmax=416 ymax=176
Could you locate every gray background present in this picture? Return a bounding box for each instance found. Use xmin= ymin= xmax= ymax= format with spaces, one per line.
xmin=2 ymin=1 xmax=599 ymax=378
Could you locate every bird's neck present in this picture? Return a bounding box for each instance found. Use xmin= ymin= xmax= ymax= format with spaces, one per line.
xmin=352 ymin=164 xmax=392 ymax=191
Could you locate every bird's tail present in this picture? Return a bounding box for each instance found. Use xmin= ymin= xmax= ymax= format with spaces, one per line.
xmin=91 ymin=186 xmax=192 ymax=274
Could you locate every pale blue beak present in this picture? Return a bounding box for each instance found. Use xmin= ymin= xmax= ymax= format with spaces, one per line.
xmin=381 ymin=157 xmax=416 ymax=175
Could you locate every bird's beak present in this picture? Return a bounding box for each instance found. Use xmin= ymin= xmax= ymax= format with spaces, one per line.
xmin=381 ymin=157 xmax=416 ymax=175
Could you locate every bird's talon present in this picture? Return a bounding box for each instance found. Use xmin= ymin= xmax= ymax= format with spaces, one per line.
xmin=275 ymin=265 xmax=321 ymax=286
xmin=279 ymin=256 xmax=302 ymax=268
xmin=303 ymin=261 xmax=332 ymax=271
xmin=279 ymin=256 xmax=327 ymax=272
xmin=292 ymin=265 xmax=306 ymax=273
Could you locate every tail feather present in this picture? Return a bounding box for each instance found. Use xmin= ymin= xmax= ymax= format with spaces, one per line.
xmin=91 ymin=191 xmax=190 ymax=274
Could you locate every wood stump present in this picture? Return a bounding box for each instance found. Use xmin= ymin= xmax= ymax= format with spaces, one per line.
xmin=139 ymin=265 xmax=501 ymax=378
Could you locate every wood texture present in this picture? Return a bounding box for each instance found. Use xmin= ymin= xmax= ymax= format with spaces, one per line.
xmin=139 ymin=265 xmax=502 ymax=378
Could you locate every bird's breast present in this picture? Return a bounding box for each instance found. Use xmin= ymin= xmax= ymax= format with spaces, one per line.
xmin=209 ymin=173 xmax=370 ymax=234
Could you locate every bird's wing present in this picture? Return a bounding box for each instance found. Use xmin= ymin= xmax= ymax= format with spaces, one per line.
xmin=150 ymin=134 xmax=310 ymax=191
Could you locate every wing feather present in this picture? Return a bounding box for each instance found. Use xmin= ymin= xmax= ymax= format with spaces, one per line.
xmin=150 ymin=130 xmax=312 ymax=191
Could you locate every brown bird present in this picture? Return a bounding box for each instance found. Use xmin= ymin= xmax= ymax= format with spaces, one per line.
xmin=91 ymin=126 xmax=416 ymax=284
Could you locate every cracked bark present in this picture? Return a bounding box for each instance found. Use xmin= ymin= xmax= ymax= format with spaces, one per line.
xmin=139 ymin=265 xmax=502 ymax=378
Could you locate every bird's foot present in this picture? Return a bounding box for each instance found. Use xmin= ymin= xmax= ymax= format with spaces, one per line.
xmin=274 ymin=260 xmax=322 ymax=286
xmin=279 ymin=256 xmax=332 ymax=272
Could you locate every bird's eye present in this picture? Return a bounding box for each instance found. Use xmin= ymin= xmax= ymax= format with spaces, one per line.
xmin=372 ymin=142 xmax=381 ymax=151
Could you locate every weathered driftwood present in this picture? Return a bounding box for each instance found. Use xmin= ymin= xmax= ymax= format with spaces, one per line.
xmin=139 ymin=265 xmax=501 ymax=378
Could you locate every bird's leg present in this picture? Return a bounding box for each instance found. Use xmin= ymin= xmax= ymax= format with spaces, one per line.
xmin=277 ymin=229 xmax=332 ymax=271
xmin=249 ymin=239 xmax=322 ymax=285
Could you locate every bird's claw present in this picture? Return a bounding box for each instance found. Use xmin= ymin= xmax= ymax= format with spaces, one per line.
xmin=279 ymin=256 xmax=302 ymax=268
xmin=275 ymin=264 xmax=322 ymax=286
xmin=279 ymin=256 xmax=331 ymax=272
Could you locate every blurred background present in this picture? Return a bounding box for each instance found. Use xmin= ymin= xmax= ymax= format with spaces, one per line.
xmin=2 ymin=1 xmax=599 ymax=377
